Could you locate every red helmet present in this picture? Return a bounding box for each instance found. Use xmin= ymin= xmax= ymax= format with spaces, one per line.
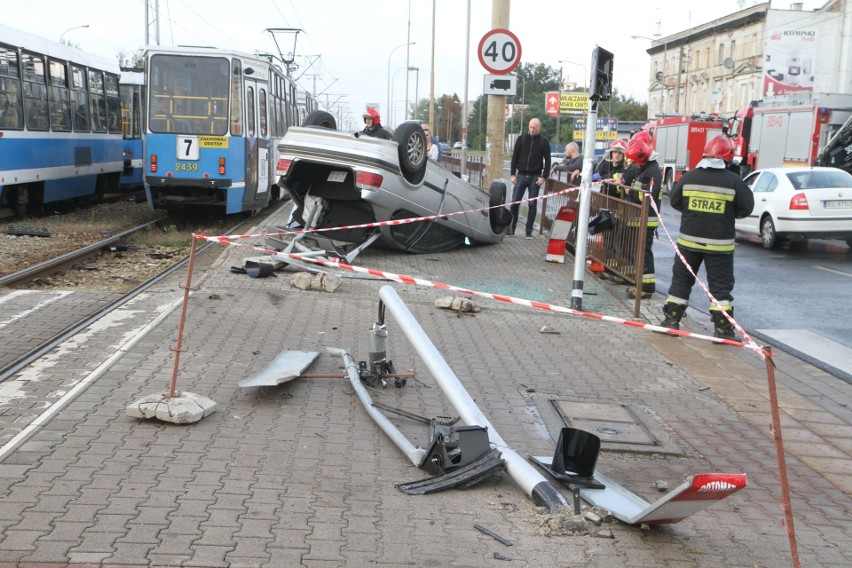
xmin=363 ymin=107 xmax=381 ymax=124
xmin=703 ymin=135 xmax=735 ymax=162
xmin=626 ymin=133 xmax=653 ymax=164
xmin=609 ymin=139 xmax=627 ymax=153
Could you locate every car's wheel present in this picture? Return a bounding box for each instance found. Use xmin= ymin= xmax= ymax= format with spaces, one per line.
xmin=663 ymin=170 xmax=673 ymax=195
xmin=760 ymin=216 xmax=780 ymax=249
xmin=488 ymin=181 xmax=512 ymax=233
xmin=393 ymin=122 xmax=427 ymax=185
xmin=302 ymin=110 xmax=337 ymax=129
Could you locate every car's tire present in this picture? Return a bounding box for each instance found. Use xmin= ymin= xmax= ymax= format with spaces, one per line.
xmin=663 ymin=170 xmax=673 ymax=195
xmin=489 ymin=181 xmax=512 ymax=233
xmin=393 ymin=122 xmax=427 ymax=185
xmin=760 ymin=215 xmax=780 ymax=249
xmin=302 ymin=110 xmax=337 ymax=129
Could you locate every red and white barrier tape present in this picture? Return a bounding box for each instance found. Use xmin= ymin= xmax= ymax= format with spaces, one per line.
xmin=206 ymin=184 xmax=583 ymax=244
xmin=645 ymin=188 xmax=763 ymax=356
xmin=194 ymin=234 xmax=758 ymax=352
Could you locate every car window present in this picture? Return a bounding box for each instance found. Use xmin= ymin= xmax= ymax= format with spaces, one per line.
xmin=766 ymin=174 xmax=778 ymax=192
xmin=786 ymin=170 xmax=852 ymax=189
xmin=744 ymin=172 xmax=760 ymax=190
xmin=752 ymin=172 xmax=777 ymax=193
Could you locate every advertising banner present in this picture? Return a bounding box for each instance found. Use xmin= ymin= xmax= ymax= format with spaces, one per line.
xmin=763 ymin=26 xmax=817 ymax=97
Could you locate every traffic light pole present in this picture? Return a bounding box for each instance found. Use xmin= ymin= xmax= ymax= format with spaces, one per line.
xmin=570 ymin=99 xmax=598 ymax=310
xmin=571 ymin=46 xmax=613 ymax=310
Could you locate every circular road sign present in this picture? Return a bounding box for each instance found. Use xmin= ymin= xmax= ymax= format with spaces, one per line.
xmin=478 ymin=28 xmax=522 ymax=75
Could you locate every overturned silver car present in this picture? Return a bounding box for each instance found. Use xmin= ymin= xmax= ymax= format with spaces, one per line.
xmin=275 ymin=112 xmax=512 ymax=255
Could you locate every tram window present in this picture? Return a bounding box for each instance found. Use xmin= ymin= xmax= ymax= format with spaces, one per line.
xmin=246 ymin=85 xmax=255 ymax=137
xmin=0 ymin=47 xmax=21 ymax=79
xmin=147 ymin=54 xmax=229 ymax=135
xmin=230 ymin=59 xmax=243 ymax=136
xmin=88 ymin=70 xmax=106 ymax=132
xmin=71 ymin=65 xmax=89 ymax=132
xmin=105 ymin=73 xmax=121 ymax=133
xmin=22 ymin=51 xmax=48 ymax=131
xmin=259 ymin=88 xmax=267 ymax=137
xmin=1 ymin=56 xmax=24 ymax=130
xmin=48 ymin=60 xmax=71 ymax=131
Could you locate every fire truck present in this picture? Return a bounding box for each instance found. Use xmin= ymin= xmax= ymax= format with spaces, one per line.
xmin=644 ymin=114 xmax=726 ymax=192
xmin=816 ymin=115 xmax=852 ymax=174
xmin=725 ymin=94 xmax=852 ymax=176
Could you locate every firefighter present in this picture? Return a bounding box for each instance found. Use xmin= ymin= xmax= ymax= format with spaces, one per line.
xmin=661 ymin=135 xmax=755 ymax=340
xmin=597 ymin=138 xmax=628 ymax=197
xmin=361 ymin=107 xmax=392 ymax=140
xmin=623 ymin=131 xmax=662 ymax=299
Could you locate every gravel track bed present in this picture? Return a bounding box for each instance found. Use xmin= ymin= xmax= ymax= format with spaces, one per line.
xmin=1 ymin=200 xmax=184 ymax=293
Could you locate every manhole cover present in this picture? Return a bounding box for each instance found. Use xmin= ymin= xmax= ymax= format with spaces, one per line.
xmin=552 ymin=400 xmax=666 ymax=450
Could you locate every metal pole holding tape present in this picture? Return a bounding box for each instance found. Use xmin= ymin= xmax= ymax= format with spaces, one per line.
xmin=377 ymin=285 xmax=569 ymax=511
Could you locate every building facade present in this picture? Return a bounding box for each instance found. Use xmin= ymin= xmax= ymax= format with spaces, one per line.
xmin=642 ymin=0 xmax=852 ymax=118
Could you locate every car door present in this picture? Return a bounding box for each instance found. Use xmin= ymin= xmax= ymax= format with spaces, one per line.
xmin=737 ymin=171 xmax=776 ymax=234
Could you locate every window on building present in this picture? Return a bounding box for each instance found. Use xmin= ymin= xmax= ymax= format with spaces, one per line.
xmin=731 ymin=40 xmax=737 ymax=60
xmin=718 ymin=44 xmax=725 ymax=65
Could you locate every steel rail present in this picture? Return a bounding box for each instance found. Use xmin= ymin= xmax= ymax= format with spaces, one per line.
xmin=0 ymin=212 xmax=262 ymax=383
xmin=0 ymin=218 xmax=165 ymax=288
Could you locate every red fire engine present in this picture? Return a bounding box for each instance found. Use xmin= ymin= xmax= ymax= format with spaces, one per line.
xmin=644 ymin=114 xmax=726 ymax=192
xmin=726 ymin=96 xmax=852 ymax=176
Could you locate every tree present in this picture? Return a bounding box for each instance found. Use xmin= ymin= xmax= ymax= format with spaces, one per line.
xmin=419 ymin=60 xmax=648 ymax=150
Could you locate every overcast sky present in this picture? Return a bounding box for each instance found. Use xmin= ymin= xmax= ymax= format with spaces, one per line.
xmin=2 ymin=0 xmax=827 ymax=129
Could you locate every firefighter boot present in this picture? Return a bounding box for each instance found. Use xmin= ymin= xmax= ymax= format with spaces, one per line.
xmin=712 ymin=308 xmax=737 ymax=341
xmin=660 ymin=302 xmax=686 ymax=331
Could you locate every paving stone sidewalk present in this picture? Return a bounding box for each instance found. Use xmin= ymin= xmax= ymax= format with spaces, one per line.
xmin=0 ymin=205 xmax=850 ymax=567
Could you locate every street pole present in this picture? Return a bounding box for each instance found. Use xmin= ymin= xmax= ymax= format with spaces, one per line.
xmin=429 ymin=0 xmax=436 ymax=129
xmin=555 ymin=66 xmax=562 ymax=151
xmin=404 ymin=0 xmax=412 ymax=120
xmin=460 ymin=0 xmax=471 ymax=179
xmin=570 ymin=95 xmax=599 ymax=310
xmin=388 ymin=42 xmax=415 ymax=129
xmin=485 ymin=0 xmax=510 ymax=188
xmin=411 ymin=67 xmax=420 ymax=121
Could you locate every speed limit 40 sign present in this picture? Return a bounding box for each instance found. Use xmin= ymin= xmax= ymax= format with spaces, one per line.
xmin=478 ymin=28 xmax=522 ymax=75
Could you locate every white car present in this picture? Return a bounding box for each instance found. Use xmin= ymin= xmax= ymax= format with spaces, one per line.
xmin=735 ymin=166 xmax=852 ymax=249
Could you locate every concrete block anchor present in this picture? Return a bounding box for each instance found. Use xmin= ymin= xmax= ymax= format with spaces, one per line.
xmin=125 ymin=391 xmax=216 ymax=424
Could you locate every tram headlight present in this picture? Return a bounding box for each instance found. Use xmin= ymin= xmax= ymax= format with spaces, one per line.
xmin=219 ymin=157 xmax=226 ymax=175
xmin=150 ymin=154 xmax=157 ymax=173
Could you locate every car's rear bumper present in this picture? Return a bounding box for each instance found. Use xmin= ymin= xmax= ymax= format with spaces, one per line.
xmin=775 ymin=216 xmax=852 ymax=239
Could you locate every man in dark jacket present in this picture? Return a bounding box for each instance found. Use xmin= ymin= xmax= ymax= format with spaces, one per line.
xmin=509 ymin=117 xmax=551 ymax=238
xmin=552 ymin=141 xmax=583 ymax=184
xmin=661 ymin=135 xmax=754 ymax=340
xmin=361 ymin=107 xmax=392 ymax=140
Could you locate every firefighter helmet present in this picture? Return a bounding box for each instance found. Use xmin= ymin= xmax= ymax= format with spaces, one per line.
xmin=363 ymin=107 xmax=381 ymax=123
xmin=609 ymin=139 xmax=628 ymax=153
xmin=626 ymin=133 xmax=653 ymax=164
xmin=703 ymin=135 xmax=735 ymax=162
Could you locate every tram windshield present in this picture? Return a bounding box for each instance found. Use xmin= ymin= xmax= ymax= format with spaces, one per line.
xmin=148 ymin=54 xmax=229 ymax=135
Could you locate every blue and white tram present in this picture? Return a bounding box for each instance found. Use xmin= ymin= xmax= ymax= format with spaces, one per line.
xmin=119 ymin=69 xmax=145 ymax=189
xmin=144 ymin=46 xmax=309 ymax=215
xmin=0 ymin=23 xmax=123 ymax=216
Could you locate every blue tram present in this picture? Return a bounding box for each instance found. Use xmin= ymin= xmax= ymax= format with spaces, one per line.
xmin=0 ymin=23 xmax=122 ymax=216
xmin=143 ymin=46 xmax=313 ymax=215
xmin=119 ymin=69 xmax=145 ymax=189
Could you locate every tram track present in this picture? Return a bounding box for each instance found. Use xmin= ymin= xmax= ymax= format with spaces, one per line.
xmin=0 ymin=218 xmax=165 ymax=288
xmin=0 ymin=203 xmax=284 ymax=384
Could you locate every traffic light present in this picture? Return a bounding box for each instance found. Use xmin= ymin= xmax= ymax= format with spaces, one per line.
xmin=590 ymin=47 xmax=614 ymax=101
